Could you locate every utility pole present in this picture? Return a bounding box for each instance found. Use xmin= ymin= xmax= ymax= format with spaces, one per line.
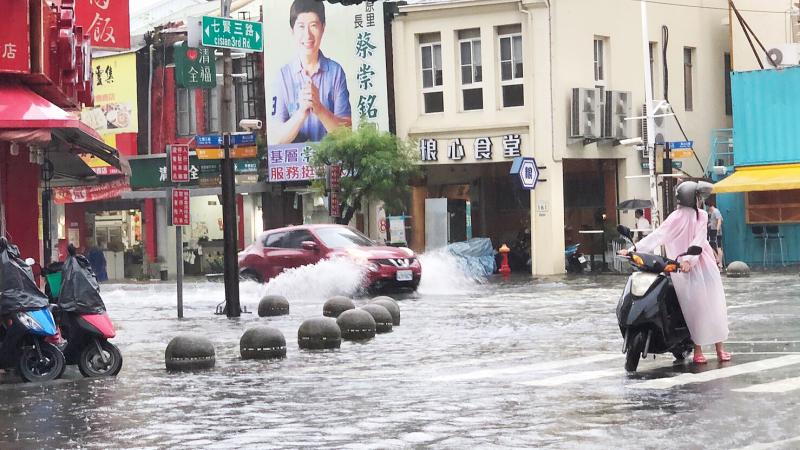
xmin=640 ymin=1 xmax=660 ymax=228
xmin=220 ymin=0 xmax=240 ymax=318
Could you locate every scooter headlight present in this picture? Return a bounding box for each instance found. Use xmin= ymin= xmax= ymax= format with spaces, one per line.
xmin=17 ymin=312 xmax=43 ymax=332
xmin=630 ymin=272 xmax=658 ymax=297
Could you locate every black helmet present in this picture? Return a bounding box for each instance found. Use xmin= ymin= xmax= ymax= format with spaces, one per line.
xmin=676 ymin=180 xmax=714 ymax=209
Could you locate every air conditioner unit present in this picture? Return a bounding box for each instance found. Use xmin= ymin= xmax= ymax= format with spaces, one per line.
xmin=767 ymin=44 xmax=800 ymax=67
xmin=602 ymin=90 xmax=632 ymax=140
xmin=641 ymin=101 xmax=669 ymax=145
xmin=570 ymin=87 xmax=601 ymax=139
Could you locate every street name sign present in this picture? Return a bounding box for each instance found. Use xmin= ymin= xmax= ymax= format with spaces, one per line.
xmin=196 ymin=146 xmax=258 ymax=160
xmin=196 ymin=133 xmax=256 ymax=147
xmin=201 ymin=16 xmax=263 ymax=52
xmin=668 ymin=140 xmax=693 ymax=150
xmin=670 ymin=149 xmax=694 ymax=159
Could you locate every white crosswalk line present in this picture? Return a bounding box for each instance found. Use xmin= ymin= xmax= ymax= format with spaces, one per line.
xmin=432 ymin=354 xmax=620 ymax=382
xmin=731 ymin=435 xmax=800 ymax=450
xmin=728 ymin=300 xmax=780 ymax=310
xmin=628 ymin=355 xmax=800 ymax=390
xmin=732 ymin=375 xmax=800 ymax=393
xmin=518 ymin=369 xmax=621 ymax=387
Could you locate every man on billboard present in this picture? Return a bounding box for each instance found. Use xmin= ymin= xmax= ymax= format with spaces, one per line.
xmin=269 ymin=0 xmax=353 ymax=144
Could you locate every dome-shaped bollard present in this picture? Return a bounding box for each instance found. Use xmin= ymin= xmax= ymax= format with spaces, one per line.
xmin=371 ymin=298 xmax=400 ymax=326
xmin=258 ymin=295 xmax=290 ymax=317
xmin=726 ymin=261 xmax=751 ymax=278
xmin=336 ymin=309 xmax=377 ymax=341
xmin=298 ymin=317 xmax=342 ymax=350
xmin=323 ymin=296 xmax=355 ymax=318
xmin=360 ymin=304 xmax=393 ymax=333
xmin=165 ymin=334 xmax=216 ymax=371
xmin=240 ymin=326 xmax=287 ymax=360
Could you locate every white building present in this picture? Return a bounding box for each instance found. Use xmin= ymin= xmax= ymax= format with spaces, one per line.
xmin=392 ymin=0 xmax=792 ymax=274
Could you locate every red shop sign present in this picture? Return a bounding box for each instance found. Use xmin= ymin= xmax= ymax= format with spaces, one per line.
xmin=0 ymin=0 xmax=32 ymax=74
xmin=53 ymin=178 xmax=130 ymax=204
xmin=169 ymin=144 xmax=190 ymax=183
xmin=75 ymin=0 xmax=130 ymax=50
xmin=170 ymin=189 xmax=191 ymax=226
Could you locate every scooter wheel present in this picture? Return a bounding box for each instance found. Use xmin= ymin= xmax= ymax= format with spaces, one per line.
xmin=18 ymin=342 xmax=65 ymax=383
xmin=625 ymin=333 xmax=645 ymax=373
xmin=78 ymin=340 xmax=123 ymax=378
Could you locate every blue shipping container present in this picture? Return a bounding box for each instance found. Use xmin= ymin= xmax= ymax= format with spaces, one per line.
xmin=731 ymin=66 xmax=800 ymax=167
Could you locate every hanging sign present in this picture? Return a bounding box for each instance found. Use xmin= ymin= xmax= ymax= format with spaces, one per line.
xmin=169 ymin=144 xmax=191 ymax=183
xmin=170 ymin=188 xmax=191 ymax=226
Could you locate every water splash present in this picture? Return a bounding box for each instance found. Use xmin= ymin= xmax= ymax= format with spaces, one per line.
xmin=261 ymin=257 xmax=368 ymax=301
xmin=417 ymin=249 xmax=485 ymax=296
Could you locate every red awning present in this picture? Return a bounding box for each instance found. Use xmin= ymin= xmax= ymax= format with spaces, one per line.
xmin=0 ymin=83 xmax=123 ymax=170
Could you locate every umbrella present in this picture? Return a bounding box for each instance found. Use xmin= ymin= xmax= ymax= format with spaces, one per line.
xmin=617 ymin=199 xmax=652 ymax=210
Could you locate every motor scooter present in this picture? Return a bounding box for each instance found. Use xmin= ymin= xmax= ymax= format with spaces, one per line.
xmin=565 ymin=243 xmax=588 ymax=273
xmin=0 ymin=238 xmax=65 ymax=382
xmin=615 ymin=225 xmax=701 ymax=372
xmin=43 ymin=245 xmax=122 ymax=377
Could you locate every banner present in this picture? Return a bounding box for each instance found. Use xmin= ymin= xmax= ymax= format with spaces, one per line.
xmin=53 ymin=178 xmax=131 ymax=204
xmin=80 ymin=53 xmax=138 ymax=135
xmin=263 ymin=0 xmax=389 ymax=182
xmin=75 ymin=0 xmax=131 ymax=50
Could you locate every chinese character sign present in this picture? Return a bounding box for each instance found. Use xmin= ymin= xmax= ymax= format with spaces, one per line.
xmin=329 ymin=165 xmax=342 ymax=217
xmin=80 ymin=53 xmax=138 ymax=135
xmin=0 ymin=2 xmax=30 ymax=74
xmin=170 ymin=189 xmax=191 ymax=226
xmin=263 ymin=0 xmax=389 ymax=149
xmin=417 ymin=135 xmax=526 ymax=163
xmin=75 ymin=0 xmax=131 ymax=50
xmin=170 ymin=145 xmax=191 ymax=183
xmin=267 ymin=144 xmax=318 ymax=182
xmin=175 ymin=44 xmax=216 ymax=89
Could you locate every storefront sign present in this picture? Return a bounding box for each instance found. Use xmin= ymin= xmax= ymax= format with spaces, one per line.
xmin=328 ymin=165 xmax=342 ymax=218
xmin=53 ymin=178 xmax=131 ymax=204
xmin=170 ymin=144 xmax=190 ymax=183
xmin=129 ymin=155 xmax=262 ymax=189
xmin=419 ymin=134 xmax=523 ymax=163
xmin=75 ymin=0 xmax=131 ymax=50
xmin=170 ymin=188 xmax=191 ymax=226
xmin=0 ymin=1 xmax=31 ymax=74
xmin=175 ymin=43 xmax=216 ymax=88
xmin=510 ymin=156 xmax=540 ymax=190
xmin=79 ymin=153 xmax=122 ymax=175
xmin=267 ymin=144 xmax=318 ymax=182
xmin=80 ymin=53 xmax=138 ymax=135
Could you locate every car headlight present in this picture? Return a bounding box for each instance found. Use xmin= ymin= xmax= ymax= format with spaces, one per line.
xmin=17 ymin=312 xmax=43 ymax=332
xmin=630 ymin=272 xmax=658 ymax=297
xmin=366 ymin=262 xmax=380 ymax=272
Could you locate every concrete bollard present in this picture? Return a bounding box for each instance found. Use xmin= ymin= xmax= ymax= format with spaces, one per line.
xmin=371 ymin=297 xmax=400 ymax=326
xmin=258 ymin=295 xmax=290 ymax=317
xmin=336 ymin=309 xmax=377 ymax=341
xmin=165 ymin=334 xmax=216 ymax=371
xmin=240 ymin=326 xmax=287 ymax=360
xmin=360 ymin=304 xmax=393 ymax=333
xmin=726 ymin=261 xmax=751 ymax=278
xmin=298 ymin=317 xmax=342 ymax=350
xmin=323 ymin=296 xmax=355 ymax=318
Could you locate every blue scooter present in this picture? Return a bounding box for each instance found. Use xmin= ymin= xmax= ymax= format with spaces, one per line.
xmin=0 ymin=238 xmax=65 ymax=382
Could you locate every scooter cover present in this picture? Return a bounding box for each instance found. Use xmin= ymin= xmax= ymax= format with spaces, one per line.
xmin=58 ymin=254 xmax=106 ymax=314
xmin=0 ymin=245 xmax=49 ymax=315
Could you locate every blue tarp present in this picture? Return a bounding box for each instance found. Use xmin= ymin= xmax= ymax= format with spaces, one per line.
xmin=447 ymin=238 xmax=496 ymax=277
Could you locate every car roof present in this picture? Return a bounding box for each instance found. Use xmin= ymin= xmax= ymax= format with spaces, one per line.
xmin=257 ymin=223 xmax=349 ymax=238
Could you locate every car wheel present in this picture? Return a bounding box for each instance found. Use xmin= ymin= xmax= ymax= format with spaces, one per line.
xmin=239 ymin=269 xmax=263 ymax=283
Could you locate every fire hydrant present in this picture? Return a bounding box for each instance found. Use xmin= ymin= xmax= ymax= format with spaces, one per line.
xmin=498 ymin=244 xmax=511 ymax=279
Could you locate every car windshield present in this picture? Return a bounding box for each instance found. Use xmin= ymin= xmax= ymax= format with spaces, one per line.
xmin=315 ymin=227 xmax=375 ymax=248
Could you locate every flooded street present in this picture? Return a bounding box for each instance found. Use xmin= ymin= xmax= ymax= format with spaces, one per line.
xmin=1 ymin=262 xmax=799 ymax=449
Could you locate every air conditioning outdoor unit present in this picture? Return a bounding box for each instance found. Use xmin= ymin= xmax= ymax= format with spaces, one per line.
xmin=641 ymin=101 xmax=669 ymax=145
xmin=767 ymin=44 xmax=800 ymax=67
xmin=602 ymin=90 xmax=632 ymax=140
xmin=570 ymin=87 xmax=601 ymax=139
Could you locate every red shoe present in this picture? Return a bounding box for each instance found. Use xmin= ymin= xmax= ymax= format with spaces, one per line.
xmin=717 ymin=352 xmax=732 ymax=362
xmin=693 ymin=354 xmax=708 ymax=364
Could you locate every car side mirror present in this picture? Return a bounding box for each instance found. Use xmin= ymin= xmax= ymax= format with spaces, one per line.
xmin=301 ymin=241 xmax=318 ymax=251
xmin=617 ymin=225 xmax=633 ymax=240
xmin=686 ymin=245 xmax=703 ymax=256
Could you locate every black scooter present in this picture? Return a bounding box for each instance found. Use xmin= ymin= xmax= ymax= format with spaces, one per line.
xmin=616 ymin=225 xmax=702 ymax=372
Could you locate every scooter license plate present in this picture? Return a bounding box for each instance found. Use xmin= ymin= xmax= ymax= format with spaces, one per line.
xmin=396 ymin=270 xmax=413 ymax=281
xmin=578 ymin=256 xmax=587 ymax=264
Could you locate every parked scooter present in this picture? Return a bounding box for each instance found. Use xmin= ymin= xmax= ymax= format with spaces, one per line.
xmin=43 ymin=245 xmax=122 ymax=377
xmin=565 ymin=243 xmax=588 ymax=273
xmin=615 ymin=225 xmax=702 ymax=372
xmin=0 ymin=237 xmax=65 ymax=382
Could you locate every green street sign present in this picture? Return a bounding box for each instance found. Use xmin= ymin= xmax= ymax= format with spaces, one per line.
xmin=201 ymin=16 xmax=263 ymax=52
xmin=175 ymin=43 xmax=216 ymax=88
xmin=129 ymin=155 xmax=262 ymax=190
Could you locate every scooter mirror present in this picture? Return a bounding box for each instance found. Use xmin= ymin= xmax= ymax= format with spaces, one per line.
xmin=686 ymin=245 xmax=703 ymax=256
xmin=617 ymin=225 xmax=633 ymax=240
xmin=24 ymin=257 xmax=35 ymax=266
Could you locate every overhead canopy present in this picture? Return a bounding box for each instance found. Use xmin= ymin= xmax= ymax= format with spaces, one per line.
xmin=713 ymin=164 xmax=800 ymax=193
xmin=0 ymin=83 xmax=124 ymax=170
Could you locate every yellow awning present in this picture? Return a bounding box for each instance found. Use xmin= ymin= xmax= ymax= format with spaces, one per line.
xmin=713 ymin=164 xmax=800 ymax=193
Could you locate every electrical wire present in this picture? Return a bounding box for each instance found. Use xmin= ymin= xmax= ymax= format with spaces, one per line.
xmin=631 ymin=0 xmax=788 ymax=14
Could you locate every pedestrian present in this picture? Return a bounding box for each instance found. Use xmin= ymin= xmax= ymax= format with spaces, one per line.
xmin=634 ymin=209 xmax=651 ymax=242
xmin=619 ymin=181 xmax=730 ymax=364
xmin=85 ymin=238 xmax=108 ymax=282
xmin=707 ymin=201 xmax=724 ymax=269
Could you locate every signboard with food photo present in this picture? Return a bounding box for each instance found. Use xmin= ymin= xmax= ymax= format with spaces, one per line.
xmin=80 ymin=52 xmax=138 ymax=135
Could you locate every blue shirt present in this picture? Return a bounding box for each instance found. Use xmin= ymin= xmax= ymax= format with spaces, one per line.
xmin=270 ymin=52 xmax=351 ymax=143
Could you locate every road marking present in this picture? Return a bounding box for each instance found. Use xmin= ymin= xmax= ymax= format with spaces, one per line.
xmin=732 ymin=435 xmax=800 ymax=450
xmin=628 ymin=355 xmax=800 ymax=390
xmin=727 ymin=341 xmax=800 ymax=344
xmin=432 ymin=354 xmax=620 ymax=382
xmin=732 ymin=375 xmax=800 ymax=393
xmin=518 ymin=369 xmax=621 ymax=387
xmin=728 ymin=300 xmax=780 ymax=310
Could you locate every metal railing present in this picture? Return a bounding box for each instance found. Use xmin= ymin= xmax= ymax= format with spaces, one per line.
xmin=707 ymin=128 xmax=734 ymax=181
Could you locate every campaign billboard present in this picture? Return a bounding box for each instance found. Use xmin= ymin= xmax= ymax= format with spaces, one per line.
xmin=262 ymin=0 xmax=389 ymax=182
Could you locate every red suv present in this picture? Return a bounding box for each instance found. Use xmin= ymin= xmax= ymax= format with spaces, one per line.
xmin=238 ymin=224 xmax=422 ymax=291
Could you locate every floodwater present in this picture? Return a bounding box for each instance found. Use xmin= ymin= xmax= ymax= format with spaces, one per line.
xmin=1 ymin=257 xmax=799 ymax=449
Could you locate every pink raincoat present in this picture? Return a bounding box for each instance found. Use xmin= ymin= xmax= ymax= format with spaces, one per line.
xmin=634 ymin=206 xmax=729 ymax=345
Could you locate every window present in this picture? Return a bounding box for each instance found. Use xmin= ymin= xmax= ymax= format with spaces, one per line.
xmin=176 ymin=88 xmax=197 ymax=136
xmin=498 ymin=24 xmax=523 ymax=107
xmin=747 ymin=190 xmax=800 ymax=224
xmin=594 ymin=38 xmax=606 ymax=85
xmin=419 ymin=33 xmax=443 ymax=113
xmin=315 ymin=227 xmax=375 ymax=248
xmin=684 ymin=47 xmax=695 ymax=111
xmin=264 ymin=231 xmax=288 ymax=248
xmin=724 ymin=52 xmax=732 ymax=116
xmin=235 ymin=54 xmax=259 ymax=124
xmin=204 ymin=87 xmax=220 ymax=133
xmin=458 ymin=29 xmax=483 ymax=111
xmin=282 ymin=230 xmax=316 ymax=249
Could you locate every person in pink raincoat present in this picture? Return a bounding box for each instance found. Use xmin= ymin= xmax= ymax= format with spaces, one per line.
xmin=620 ymin=181 xmax=731 ymax=364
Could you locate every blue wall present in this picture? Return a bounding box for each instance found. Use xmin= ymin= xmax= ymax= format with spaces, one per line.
xmin=717 ymin=193 xmax=800 ymax=266
xmin=731 ymin=67 xmax=800 ymax=167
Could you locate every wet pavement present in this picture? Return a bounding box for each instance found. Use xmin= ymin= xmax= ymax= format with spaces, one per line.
xmin=1 ymin=263 xmax=799 ymax=449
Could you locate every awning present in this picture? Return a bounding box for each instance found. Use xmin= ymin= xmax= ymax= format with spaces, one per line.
xmin=53 ymin=178 xmax=131 ymax=204
xmin=0 ymin=83 xmax=124 ymax=170
xmin=713 ymin=164 xmax=800 ymax=193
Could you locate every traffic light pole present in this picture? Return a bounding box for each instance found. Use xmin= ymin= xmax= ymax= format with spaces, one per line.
xmin=220 ymin=0 xmax=240 ymax=318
